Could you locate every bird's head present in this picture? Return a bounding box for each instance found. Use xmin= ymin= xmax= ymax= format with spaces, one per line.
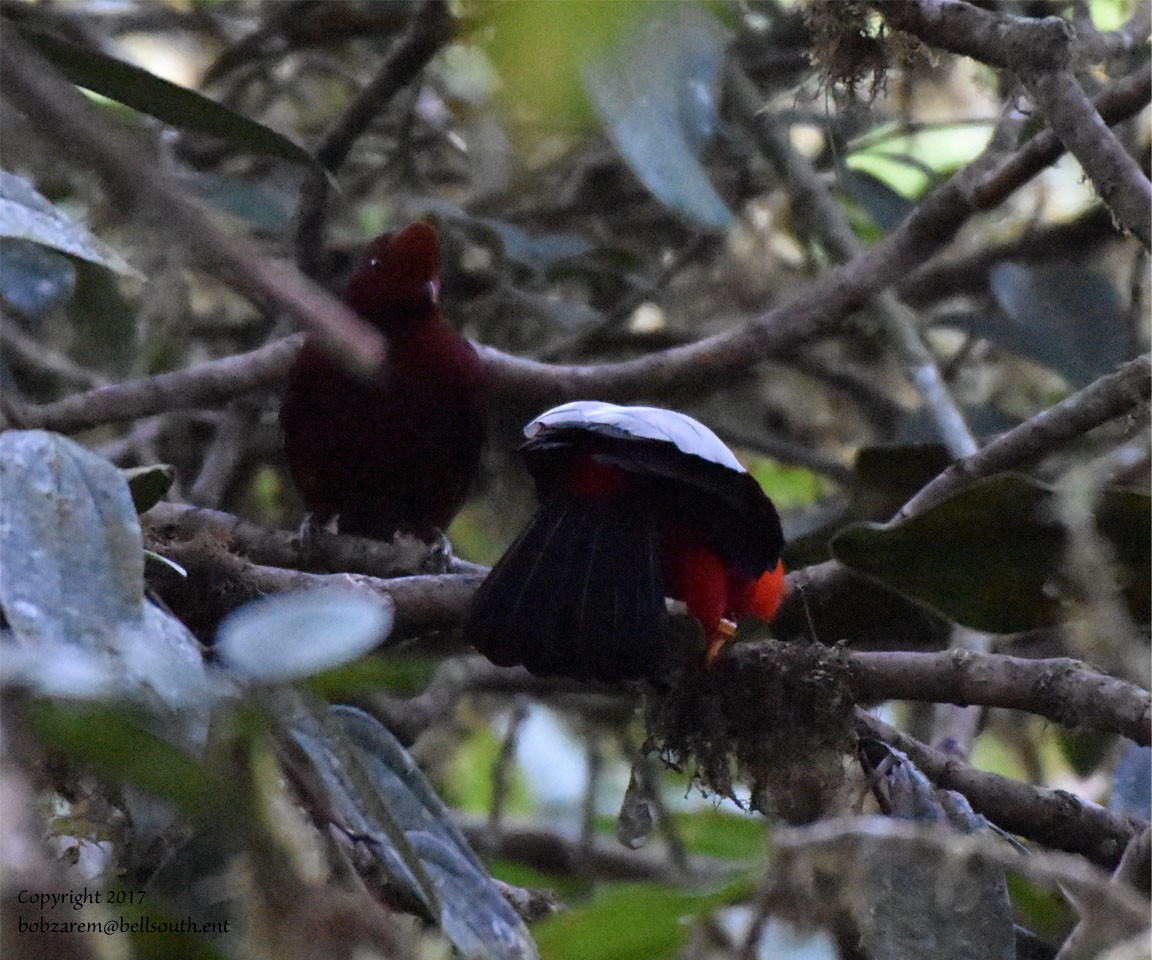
xmin=344 ymin=221 xmax=443 ymax=335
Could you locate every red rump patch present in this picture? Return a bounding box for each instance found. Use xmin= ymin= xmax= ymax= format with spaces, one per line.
xmin=564 ymin=458 xmax=632 ymax=500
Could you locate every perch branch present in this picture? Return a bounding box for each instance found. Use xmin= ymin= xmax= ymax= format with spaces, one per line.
xmin=842 ymin=646 xmax=1151 ymax=745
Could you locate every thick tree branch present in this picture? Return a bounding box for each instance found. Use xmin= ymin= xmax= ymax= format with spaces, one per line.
xmin=857 ymin=711 xmax=1145 ymax=868
xmin=11 ymin=334 xmax=305 ymax=432
xmin=843 ymin=647 xmax=1150 ymax=745
xmin=147 ymin=532 xmax=482 ymax=641
xmin=144 ymin=500 xmax=484 ymax=577
xmin=1023 ymin=67 xmax=1152 ymax=248
xmin=730 ymin=65 xmax=977 ymax=458
xmin=874 ymin=0 xmax=1152 ymax=247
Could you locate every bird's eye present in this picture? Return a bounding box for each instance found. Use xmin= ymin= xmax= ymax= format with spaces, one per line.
xmin=369 ymin=257 xmax=383 ymax=268
xmin=425 ymin=279 xmax=440 ymax=304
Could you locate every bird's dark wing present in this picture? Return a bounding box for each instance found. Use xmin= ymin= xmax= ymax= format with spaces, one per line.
xmin=466 ymin=494 xmax=666 ymax=681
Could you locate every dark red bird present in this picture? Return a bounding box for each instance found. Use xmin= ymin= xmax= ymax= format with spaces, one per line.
xmin=280 ymin=222 xmax=485 ymax=541
xmin=467 ymin=401 xmax=786 ymax=680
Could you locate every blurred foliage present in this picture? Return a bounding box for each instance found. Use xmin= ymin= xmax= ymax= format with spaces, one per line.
xmin=533 ymin=877 xmax=754 ymax=960
xmin=2 ymin=0 xmax=1149 ymax=957
xmin=746 ymin=456 xmax=828 ymax=509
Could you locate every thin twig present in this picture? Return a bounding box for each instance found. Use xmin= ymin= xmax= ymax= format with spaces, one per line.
xmin=295 ymin=0 xmax=452 ymax=276
xmin=731 ymin=64 xmax=978 ymax=456
xmin=0 ymin=30 xmax=384 ymax=379
xmin=0 ymin=308 xmax=109 ymax=391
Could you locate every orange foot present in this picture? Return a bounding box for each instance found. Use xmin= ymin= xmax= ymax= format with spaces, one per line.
xmin=704 ymin=618 xmax=738 ymax=667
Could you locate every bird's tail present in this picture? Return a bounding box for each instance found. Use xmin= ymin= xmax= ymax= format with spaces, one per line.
xmin=466 ymin=494 xmax=666 ymax=680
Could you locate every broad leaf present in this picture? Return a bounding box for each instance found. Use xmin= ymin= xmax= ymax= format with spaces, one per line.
xmin=216 ymin=590 xmax=393 ymax=683
xmin=831 ymin=474 xmax=1150 ymax=633
xmin=290 ymin=705 xmax=539 ymax=959
xmin=122 ymin=463 xmax=175 ymax=514
xmin=0 ymin=237 xmax=76 ymax=317
xmin=15 ymin=25 xmax=316 ymax=169
xmin=982 ymin=262 xmax=1128 ymax=388
xmin=582 ymin=6 xmax=732 ymax=229
xmin=0 ymin=171 xmax=141 ymax=278
xmin=0 ymin=430 xmax=213 ymax=707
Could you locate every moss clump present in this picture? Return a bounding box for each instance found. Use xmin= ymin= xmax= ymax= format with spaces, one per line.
xmin=646 ymin=639 xmax=856 ymax=823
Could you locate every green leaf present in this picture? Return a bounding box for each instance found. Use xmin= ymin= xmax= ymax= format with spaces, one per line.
xmin=1054 ymin=726 xmax=1115 ymax=779
xmin=301 ymin=655 xmax=437 ymax=700
xmin=0 ymin=171 xmax=141 ymax=278
xmin=27 ymin=701 xmax=221 ymax=817
xmin=670 ymin=809 xmax=767 ymax=860
xmin=535 ymin=878 xmax=753 ymax=960
xmin=831 ymin=474 xmax=1150 ymax=633
xmin=122 ymin=463 xmax=175 ymax=513
xmin=1006 ymin=873 xmax=1074 ymax=943
xmin=14 ymin=24 xmax=316 ymax=169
